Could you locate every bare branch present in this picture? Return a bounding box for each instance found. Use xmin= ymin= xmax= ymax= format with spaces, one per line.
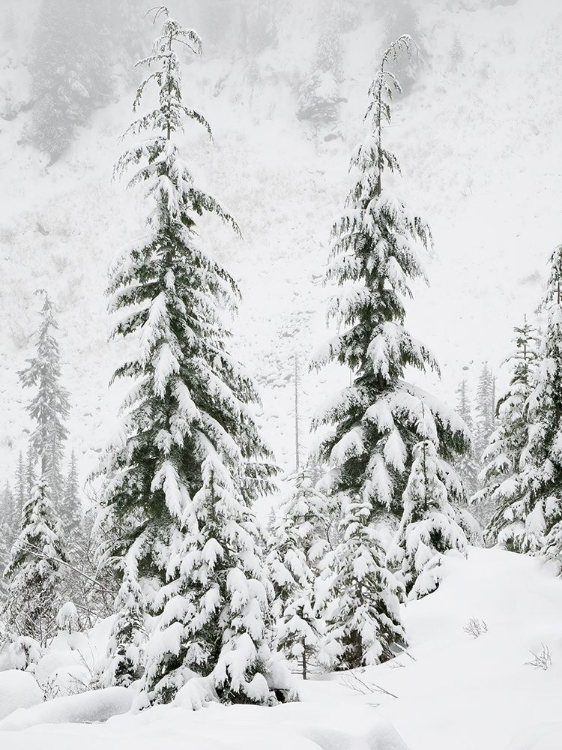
xmin=22 ymin=543 xmax=116 ymax=597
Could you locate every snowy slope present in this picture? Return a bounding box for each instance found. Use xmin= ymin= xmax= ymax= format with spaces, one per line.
xmin=375 ymin=548 xmax=562 ymax=750
xmin=0 ymin=548 xmax=561 ymax=749
xmin=1 ymin=0 xmax=562 ymax=480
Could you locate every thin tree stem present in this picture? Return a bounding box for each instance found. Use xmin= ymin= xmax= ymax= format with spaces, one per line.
xmin=23 ymin=542 xmax=116 ymax=597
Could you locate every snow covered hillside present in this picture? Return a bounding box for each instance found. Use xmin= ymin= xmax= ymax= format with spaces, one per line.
xmin=1 ymin=0 xmax=562 ymax=478
xmin=0 ymin=547 xmax=560 ymax=750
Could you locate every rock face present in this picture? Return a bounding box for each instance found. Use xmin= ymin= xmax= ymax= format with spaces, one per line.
xmin=0 ymin=670 xmax=43 ymax=721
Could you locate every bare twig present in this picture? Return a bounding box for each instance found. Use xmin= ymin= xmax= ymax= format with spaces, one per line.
xmin=463 ymin=617 xmax=488 ymax=638
xmin=525 ymin=644 xmax=552 ymax=671
xmin=394 ymin=643 xmax=417 ymax=662
xmin=340 ymin=671 xmax=398 ymax=699
xmin=23 ymin=543 xmax=116 ymax=597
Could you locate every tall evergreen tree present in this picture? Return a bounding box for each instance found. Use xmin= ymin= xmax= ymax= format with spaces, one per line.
xmin=471 ymin=362 xmax=497 ymax=527
xmin=312 ymin=35 xmax=469 ymax=519
xmin=387 ymin=440 xmax=468 ymax=599
xmin=4 ymin=478 xmax=67 ymax=647
xmin=476 ymin=320 xmax=539 ymax=549
xmin=474 ymin=363 xmax=496 ymax=464
xmin=97 ymin=7 xmax=283 ymax=706
xmin=25 ymin=446 xmax=36 ymax=506
xmin=455 ymin=379 xmax=478 ymax=497
xmin=520 ymin=246 xmax=562 ymax=558
xmin=3 ymin=294 xmax=69 ymax=646
xmin=312 ymin=36 xmax=470 ymax=666
xmin=19 ymin=290 xmax=70 ymax=508
xmin=1 ymin=481 xmax=17 ymax=546
xmin=14 ymin=451 xmax=27 ymax=525
xmin=0 ymin=482 xmax=15 ymax=601
xmin=62 ymin=449 xmax=81 ymax=534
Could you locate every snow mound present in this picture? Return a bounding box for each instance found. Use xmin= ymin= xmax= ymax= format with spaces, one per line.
xmin=0 ymin=686 xmax=133 ymax=731
xmin=505 ymin=723 xmax=562 ymax=750
xmin=0 ymin=671 xmax=43 ymax=721
xmin=301 ymin=720 xmax=410 ymax=750
xmin=173 ymin=675 xmax=217 ymax=711
xmin=362 ymin=548 xmax=562 ymax=750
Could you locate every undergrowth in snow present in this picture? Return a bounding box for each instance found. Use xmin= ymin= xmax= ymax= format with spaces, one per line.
xmin=0 ymin=548 xmax=560 ymax=749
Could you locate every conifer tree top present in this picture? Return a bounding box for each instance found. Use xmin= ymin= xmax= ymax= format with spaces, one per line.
xmin=114 ymin=6 xmax=238 ymax=236
xmin=128 ymin=7 xmax=209 ymax=142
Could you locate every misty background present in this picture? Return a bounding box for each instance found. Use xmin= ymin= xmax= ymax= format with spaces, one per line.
xmin=0 ymin=0 xmax=559 ymax=476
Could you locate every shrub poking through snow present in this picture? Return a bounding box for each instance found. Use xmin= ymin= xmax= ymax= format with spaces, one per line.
xmin=524 ymin=644 xmax=552 ymax=671
xmin=387 ymin=440 xmax=468 ymax=600
xmin=96 ymin=6 xmax=282 ymax=705
xmin=462 ymin=617 xmax=488 ymax=638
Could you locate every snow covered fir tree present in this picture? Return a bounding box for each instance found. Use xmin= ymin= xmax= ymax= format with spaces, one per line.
xmin=473 ymin=362 xmax=496 ymax=469
xmin=18 ymin=290 xmax=70 ymax=512
xmin=476 ymin=319 xmax=539 ymax=549
xmin=311 ymin=36 xmax=472 ymax=664
xmin=0 ymin=484 xmax=15 ymax=601
xmin=312 ymin=35 xmax=470 ymax=518
xmin=1 ymin=291 xmax=71 ymax=650
xmin=96 ymin=7 xmax=287 ymax=706
xmin=3 ymin=477 xmax=67 ymax=648
xmin=510 ymin=246 xmax=562 ymax=557
xmin=61 ymin=449 xmax=81 ymax=535
xmin=102 ymin=559 xmax=145 ymax=688
xmin=317 ymin=496 xmax=407 ymax=669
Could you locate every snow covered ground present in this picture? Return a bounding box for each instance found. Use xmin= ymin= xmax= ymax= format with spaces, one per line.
xmin=0 ymin=547 xmax=560 ymax=750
